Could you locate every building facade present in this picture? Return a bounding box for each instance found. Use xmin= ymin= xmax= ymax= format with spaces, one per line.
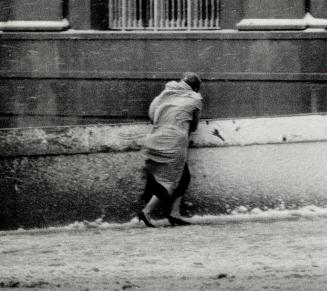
xmin=0 ymin=0 xmax=327 ymax=128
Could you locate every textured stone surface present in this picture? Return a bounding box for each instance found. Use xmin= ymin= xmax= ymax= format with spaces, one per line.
xmin=1 ymin=32 xmax=327 ymax=127
xmin=0 ymin=0 xmax=63 ymax=21
xmin=2 ymin=115 xmax=327 ymax=229
xmin=0 ymin=151 xmax=145 ymax=229
xmin=2 ymin=114 xmax=327 ymax=230
xmin=2 ymin=115 xmax=327 ymax=157
xmin=311 ymin=0 xmax=327 ymax=19
xmin=243 ymin=0 xmax=305 ymax=19
xmin=2 ymin=142 xmax=327 ymax=230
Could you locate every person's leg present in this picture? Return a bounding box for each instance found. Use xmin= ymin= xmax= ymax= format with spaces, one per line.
xmin=142 ymin=195 xmax=161 ymax=215
xmin=139 ymin=173 xmax=171 ymax=227
xmin=169 ymin=164 xmax=191 ymax=216
xmin=170 ymin=196 xmax=182 ymax=218
xmin=140 ymin=172 xmax=155 ymax=203
xmin=167 ymin=164 xmax=192 ymax=226
xmin=139 ymin=195 xmax=162 ymax=227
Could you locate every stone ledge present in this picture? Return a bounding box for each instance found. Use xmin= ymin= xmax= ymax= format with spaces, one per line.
xmin=1 ymin=30 xmax=327 ymax=40
xmin=0 ymin=20 xmax=70 ymax=31
xmin=237 ymin=14 xmax=327 ymax=30
xmin=1 ymin=114 xmax=327 ymax=157
xmin=1 ymin=72 xmax=327 ymax=81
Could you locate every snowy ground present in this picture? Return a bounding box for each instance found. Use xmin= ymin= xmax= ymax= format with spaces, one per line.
xmin=1 ymin=208 xmax=327 ymax=291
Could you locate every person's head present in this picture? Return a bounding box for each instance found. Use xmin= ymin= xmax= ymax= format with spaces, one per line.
xmin=181 ymin=72 xmax=201 ymax=92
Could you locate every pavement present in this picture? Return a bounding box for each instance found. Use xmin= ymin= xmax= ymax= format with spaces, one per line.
xmin=1 ymin=215 xmax=327 ymax=290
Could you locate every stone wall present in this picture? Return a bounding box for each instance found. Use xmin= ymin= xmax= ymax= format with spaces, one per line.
xmin=2 ymin=115 xmax=327 ymax=230
xmin=1 ymin=32 xmax=327 ymax=128
xmin=0 ymin=0 xmax=326 ymax=128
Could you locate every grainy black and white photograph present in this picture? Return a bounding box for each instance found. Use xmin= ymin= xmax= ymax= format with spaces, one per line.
xmin=1 ymin=0 xmax=327 ymax=290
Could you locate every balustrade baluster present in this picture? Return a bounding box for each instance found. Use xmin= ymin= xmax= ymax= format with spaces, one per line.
xmin=127 ymin=0 xmax=131 ymax=28
xmin=193 ymin=0 xmax=197 ymax=28
xmin=138 ymin=0 xmax=142 ymax=27
xmin=122 ymin=0 xmax=126 ymax=30
xmin=176 ymin=0 xmax=181 ymax=28
xmin=131 ymin=0 xmax=136 ymax=28
xmin=132 ymin=0 xmax=136 ymax=28
xmin=165 ymin=0 xmax=169 ymax=27
xmin=173 ymin=0 xmax=176 ymax=28
xmin=148 ymin=0 xmax=152 ymax=28
xmin=215 ymin=0 xmax=220 ymax=28
xmin=205 ymin=0 xmax=209 ymax=27
xmin=153 ymin=0 xmax=158 ymax=30
xmin=187 ymin=0 xmax=191 ymax=30
xmin=111 ymin=0 xmax=116 ymax=28
xmin=109 ymin=0 xmax=113 ymax=28
xmin=183 ymin=0 xmax=187 ymax=27
xmin=114 ymin=0 xmax=118 ymax=28
xmin=201 ymin=0 xmax=204 ymax=28
xmin=160 ymin=0 xmax=163 ymax=28
xmin=210 ymin=0 xmax=213 ymax=27
xmin=117 ymin=0 xmax=121 ymax=28
xmin=115 ymin=0 xmax=118 ymax=28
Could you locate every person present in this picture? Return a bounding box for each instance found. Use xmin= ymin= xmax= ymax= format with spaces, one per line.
xmin=138 ymin=72 xmax=203 ymax=227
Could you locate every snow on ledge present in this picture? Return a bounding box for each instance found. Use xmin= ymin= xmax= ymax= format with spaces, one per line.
xmin=192 ymin=114 xmax=327 ymax=147
xmin=0 ymin=19 xmax=70 ymax=31
xmin=237 ymin=13 xmax=327 ymax=30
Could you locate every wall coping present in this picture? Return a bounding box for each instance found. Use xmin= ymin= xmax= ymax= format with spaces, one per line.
xmin=1 ymin=29 xmax=327 ymax=40
xmin=1 ymin=71 xmax=327 ymax=81
xmin=0 ymin=20 xmax=70 ymax=31
xmin=1 ymin=114 xmax=327 ymax=157
xmin=237 ymin=13 xmax=327 ymax=30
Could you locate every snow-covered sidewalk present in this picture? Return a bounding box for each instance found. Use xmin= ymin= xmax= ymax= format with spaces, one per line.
xmin=1 ymin=210 xmax=327 ymax=290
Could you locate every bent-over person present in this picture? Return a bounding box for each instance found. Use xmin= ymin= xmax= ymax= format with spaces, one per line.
xmin=138 ymin=72 xmax=203 ymax=227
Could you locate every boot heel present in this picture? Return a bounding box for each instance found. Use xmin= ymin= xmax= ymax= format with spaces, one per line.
xmin=138 ymin=212 xmax=155 ymax=228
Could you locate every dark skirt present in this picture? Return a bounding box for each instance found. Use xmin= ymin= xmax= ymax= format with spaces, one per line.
xmin=141 ymin=163 xmax=191 ymax=205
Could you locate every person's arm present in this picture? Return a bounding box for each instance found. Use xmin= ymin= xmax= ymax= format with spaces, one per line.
xmin=189 ymin=109 xmax=200 ymax=133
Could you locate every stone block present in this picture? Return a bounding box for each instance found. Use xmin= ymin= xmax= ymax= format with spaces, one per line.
xmin=310 ymin=0 xmax=327 ymax=19
xmin=1 ymin=0 xmax=64 ymax=21
xmin=243 ymin=0 xmax=305 ymax=19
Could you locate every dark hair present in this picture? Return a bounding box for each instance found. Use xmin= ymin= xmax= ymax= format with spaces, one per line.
xmin=182 ymin=72 xmax=201 ymax=92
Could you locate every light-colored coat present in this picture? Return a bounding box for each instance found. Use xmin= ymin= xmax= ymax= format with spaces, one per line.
xmin=144 ymin=80 xmax=203 ymax=194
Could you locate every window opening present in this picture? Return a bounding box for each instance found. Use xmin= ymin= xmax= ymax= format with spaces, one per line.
xmin=108 ymin=0 xmax=220 ymax=30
